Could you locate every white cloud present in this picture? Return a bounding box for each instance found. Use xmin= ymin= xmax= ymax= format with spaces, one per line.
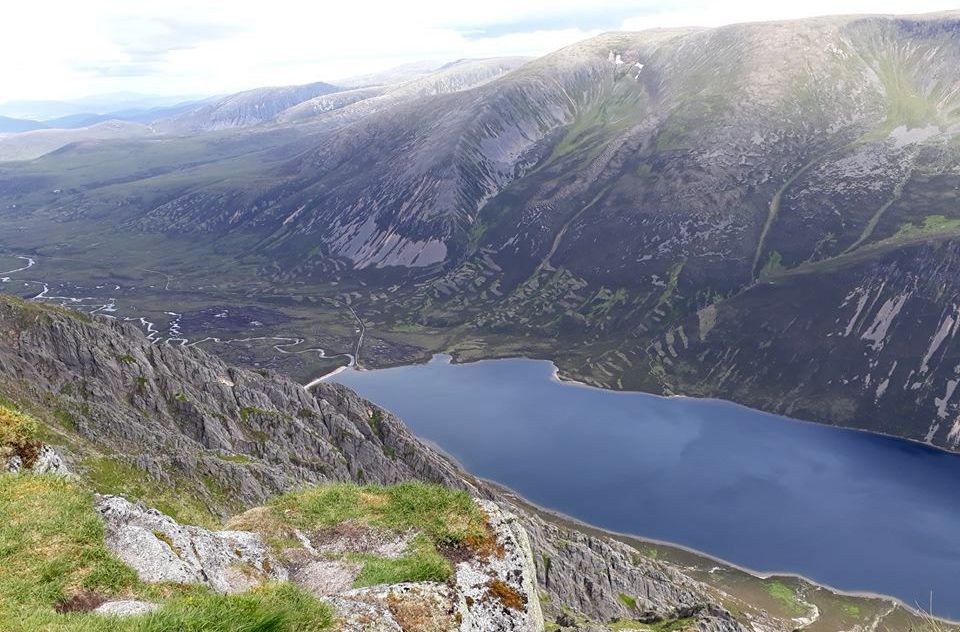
xmin=619 ymin=0 xmax=959 ymax=30
xmin=0 ymin=0 xmax=956 ymax=103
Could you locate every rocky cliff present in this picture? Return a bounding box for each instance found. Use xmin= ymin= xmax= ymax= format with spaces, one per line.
xmin=0 ymin=295 xmax=469 ymax=510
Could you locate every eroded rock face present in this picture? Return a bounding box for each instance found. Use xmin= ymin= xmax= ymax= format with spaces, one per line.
xmin=0 ymin=299 xmax=474 ymax=511
xmin=514 ymin=507 xmax=755 ymax=632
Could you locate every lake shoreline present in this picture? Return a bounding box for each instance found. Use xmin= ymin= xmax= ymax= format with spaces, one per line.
xmin=327 ymin=352 xmax=960 ymax=618
xmin=484 ymin=478 xmax=960 ymax=625
xmin=307 ymin=350 xmax=960 ymax=458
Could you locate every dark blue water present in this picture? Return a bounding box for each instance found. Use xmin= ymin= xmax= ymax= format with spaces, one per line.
xmin=332 ymin=355 xmax=960 ymax=616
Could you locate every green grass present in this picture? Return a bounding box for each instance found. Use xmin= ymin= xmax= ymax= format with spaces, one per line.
xmin=0 ymin=474 xmax=333 ymax=631
xmin=0 ymin=473 xmax=136 ymax=628
xmin=349 ymin=534 xmax=451 ymax=587
xmin=546 ymin=88 xmax=643 ymax=164
xmin=53 ymin=407 xmax=80 ymax=432
xmin=367 ymin=409 xmax=383 ymax=438
xmin=82 ymin=457 xmax=219 ymax=528
xmin=656 ymin=262 xmax=685 ymax=307
xmin=759 ymin=250 xmax=784 ymax=279
xmin=0 ymin=404 xmax=40 ymax=463
xmin=390 ymin=323 xmax=428 ymax=333
xmin=135 ymin=583 xmax=333 ymax=632
xmin=895 ymin=214 xmax=960 ymax=238
xmin=764 ymin=580 xmax=805 ymax=615
xmin=270 ymin=482 xmax=488 ymax=547
xmin=1 ymin=294 xmax=93 ymax=325
xmin=240 ymin=407 xmax=278 ymax=423
xmin=265 ymin=482 xmax=493 ymax=586
xmin=875 ymin=57 xmax=939 ymax=131
xmin=216 ymin=453 xmax=256 ymax=464
xmin=618 ymin=593 xmax=638 ymax=610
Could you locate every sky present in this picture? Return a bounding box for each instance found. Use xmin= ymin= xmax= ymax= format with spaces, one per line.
xmin=1 ymin=0 xmax=957 ymax=104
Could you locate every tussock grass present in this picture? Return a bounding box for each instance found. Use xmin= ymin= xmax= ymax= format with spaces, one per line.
xmin=0 ymin=404 xmax=41 ymax=465
xmin=137 ymin=583 xmax=333 ymax=632
xmin=271 ymin=482 xmax=487 ymax=548
xmin=267 ymin=482 xmax=492 ymax=586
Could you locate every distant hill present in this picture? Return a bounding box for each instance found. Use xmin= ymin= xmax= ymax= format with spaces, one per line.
xmin=153 ymin=82 xmax=342 ymax=133
xmin=0 ymin=120 xmax=151 ymax=161
xmin=0 ymin=116 xmax=46 ymax=134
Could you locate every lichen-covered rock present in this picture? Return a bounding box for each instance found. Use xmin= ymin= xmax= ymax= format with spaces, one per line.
xmin=5 ymin=444 xmax=71 ymax=476
xmin=31 ymin=445 xmax=71 ymax=475
xmin=457 ymin=500 xmax=543 ymax=632
xmin=4 ymin=454 xmax=21 ymax=473
xmin=96 ymin=495 xmax=287 ymax=593
xmin=329 ymin=583 xmax=458 ymax=632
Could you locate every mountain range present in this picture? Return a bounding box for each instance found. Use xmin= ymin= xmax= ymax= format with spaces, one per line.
xmin=2 ymin=10 xmax=960 ymax=455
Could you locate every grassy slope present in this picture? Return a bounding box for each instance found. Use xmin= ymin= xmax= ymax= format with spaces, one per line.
xmin=0 ymin=404 xmax=495 ymax=627
xmin=0 ymin=474 xmax=333 ymax=632
xmin=230 ymin=482 xmax=494 ymax=588
xmin=0 ymin=402 xmax=334 ymax=631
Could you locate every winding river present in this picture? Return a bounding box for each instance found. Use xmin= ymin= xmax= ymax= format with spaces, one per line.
xmin=332 ymin=354 xmax=960 ymax=618
xmin=0 ymin=253 xmax=359 ymax=364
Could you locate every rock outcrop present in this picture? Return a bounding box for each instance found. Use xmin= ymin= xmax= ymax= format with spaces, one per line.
xmin=92 ymin=601 xmax=160 ymax=617
xmin=514 ymin=507 xmax=754 ymax=632
xmin=4 ymin=444 xmax=70 ymax=476
xmin=97 ymin=495 xmax=287 ymax=593
xmin=96 ymin=493 xmax=544 ymax=631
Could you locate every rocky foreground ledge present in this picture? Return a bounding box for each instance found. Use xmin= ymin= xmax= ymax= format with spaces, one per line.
xmin=96 ymin=493 xmax=543 ymax=631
